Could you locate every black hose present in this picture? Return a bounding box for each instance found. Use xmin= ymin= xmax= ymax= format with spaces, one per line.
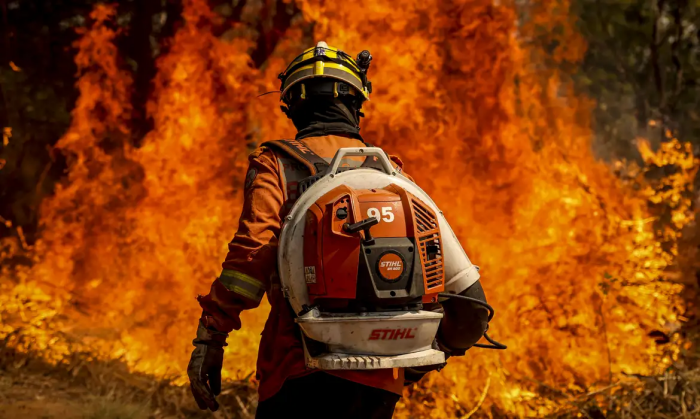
xmin=437 ymin=293 xmax=507 ymax=350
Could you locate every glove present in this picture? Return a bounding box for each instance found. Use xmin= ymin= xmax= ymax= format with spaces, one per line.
xmin=404 ymin=361 xmax=448 ymax=386
xmin=187 ymin=321 xmax=227 ymax=411
xmin=404 ymin=340 xmax=450 ymax=386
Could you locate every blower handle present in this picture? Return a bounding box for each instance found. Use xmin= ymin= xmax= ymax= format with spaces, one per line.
xmin=343 ymin=217 xmax=379 ymax=245
xmin=326 ymin=147 xmax=395 ymax=176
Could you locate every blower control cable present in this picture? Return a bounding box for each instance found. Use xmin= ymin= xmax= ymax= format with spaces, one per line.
xmin=438 ymin=293 xmax=507 ymax=350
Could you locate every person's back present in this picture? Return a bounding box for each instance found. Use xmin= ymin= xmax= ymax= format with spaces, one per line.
xmin=187 ymin=42 xmax=491 ymax=419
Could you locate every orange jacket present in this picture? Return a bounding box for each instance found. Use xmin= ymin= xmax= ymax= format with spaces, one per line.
xmin=198 ymin=135 xmax=408 ymax=401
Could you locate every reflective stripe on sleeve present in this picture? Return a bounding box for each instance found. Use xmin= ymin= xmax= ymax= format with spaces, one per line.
xmin=219 ymin=269 xmax=266 ymax=302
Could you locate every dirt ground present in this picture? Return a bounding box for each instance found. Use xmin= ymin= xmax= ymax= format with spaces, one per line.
xmin=0 ymin=372 xmax=149 ymax=419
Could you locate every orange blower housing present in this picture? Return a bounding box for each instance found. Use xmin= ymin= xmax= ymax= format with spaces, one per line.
xmin=302 ymin=183 xmax=445 ymax=313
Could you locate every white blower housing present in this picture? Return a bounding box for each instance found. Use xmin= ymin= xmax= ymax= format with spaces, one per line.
xmin=277 ymin=148 xmax=480 ymax=369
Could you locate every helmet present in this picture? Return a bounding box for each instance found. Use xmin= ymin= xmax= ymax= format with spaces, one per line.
xmin=278 ymin=41 xmax=373 ymax=115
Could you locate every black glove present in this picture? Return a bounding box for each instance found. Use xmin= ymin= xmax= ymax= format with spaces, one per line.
xmin=403 ymin=339 xmax=450 ymax=386
xmin=404 ymin=361 xmax=448 ymax=386
xmin=187 ymin=322 xmax=227 ymax=411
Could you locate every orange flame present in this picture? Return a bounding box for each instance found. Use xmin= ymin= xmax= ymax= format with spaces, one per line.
xmin=1 ymin=0 xmax=697 ymax=417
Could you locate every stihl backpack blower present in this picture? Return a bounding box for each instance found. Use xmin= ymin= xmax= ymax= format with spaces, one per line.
xmin=275 ymin=146 xmax=505 ymax=370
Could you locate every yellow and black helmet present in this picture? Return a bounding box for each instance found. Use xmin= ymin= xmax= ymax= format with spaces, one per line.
xmin=278 ymin=41 xmax=373 ymax=111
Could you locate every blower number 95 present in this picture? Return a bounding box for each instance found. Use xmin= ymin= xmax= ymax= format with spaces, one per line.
xmin=367 ymin=207 xmax=394 ymax=223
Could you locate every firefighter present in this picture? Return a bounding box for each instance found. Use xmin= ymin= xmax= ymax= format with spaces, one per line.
xmin=187 ymin=42 xmax=490 ymax=419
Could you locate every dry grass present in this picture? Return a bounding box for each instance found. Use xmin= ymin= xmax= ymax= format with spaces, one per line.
xmin=0 ymin=337 xmax=258 ymax=419
xmin=5 ymin=338 xmax=700 ymax=419
xmin=82 ymin=398 xmax=150 ymax=419
xmin=543 ymin=367 xmax=700 ymax=419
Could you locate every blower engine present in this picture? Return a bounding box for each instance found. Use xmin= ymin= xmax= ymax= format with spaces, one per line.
xmin=278 ymin=147 xmax=490 ymax=370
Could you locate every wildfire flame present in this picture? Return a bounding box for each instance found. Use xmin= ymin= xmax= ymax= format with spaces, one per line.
xmin=0 ymin=0 xmax=697 ymax=417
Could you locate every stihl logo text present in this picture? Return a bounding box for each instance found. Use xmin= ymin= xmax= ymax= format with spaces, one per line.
xmin=379 ymin=261 xmax=402 ymax=271
xmin=368 ymin=328 xmax=416 ymax=340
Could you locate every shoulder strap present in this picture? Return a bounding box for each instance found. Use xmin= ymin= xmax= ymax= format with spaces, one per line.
xmin=262 ymin=138 xmax=388 ymax=174
xmin=261 ymin=139 xmax=329 ymax=175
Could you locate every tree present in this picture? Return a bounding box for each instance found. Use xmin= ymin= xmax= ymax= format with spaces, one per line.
xmin=572 ymin=0 xmax=700 ymax=159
